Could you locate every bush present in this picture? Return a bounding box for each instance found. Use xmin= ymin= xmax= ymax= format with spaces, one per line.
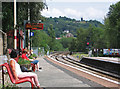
xmin=31 ymin=54 xmax=37 ymax=57
xmin=18 ymin=57 xmax=31 ymax=65
xmin=28 ymin=54 xmax=37 ymax=59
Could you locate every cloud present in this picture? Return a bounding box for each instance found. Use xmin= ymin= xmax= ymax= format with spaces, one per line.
xmin=83 ymin=7 xmax=105 ymax=20
xmin=42 ymin=7 xmax=105 ymax=22
xmin=64 ymin=8 xmax=82 ymax=19
xmin=41 ymin=8 xmax=82 ymax=19
xmin=46 ymin=0 xmax=119 ymax=2
xmin=42 ymin=8 xmax=65 ymax=17
xmin=64 ymin=8 xmax=105 ymax=21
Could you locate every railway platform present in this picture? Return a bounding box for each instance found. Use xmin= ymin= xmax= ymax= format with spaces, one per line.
xmin=17 ymin=56 xmax=105 ymax=89
xmin=80 ymin=57 xmax=120 ymax=76
xmin=85 ymin=57 xmax=120 ymax=64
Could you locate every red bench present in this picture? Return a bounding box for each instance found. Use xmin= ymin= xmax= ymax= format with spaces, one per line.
xmin=0 ymin=63 xmax=34 ymax=89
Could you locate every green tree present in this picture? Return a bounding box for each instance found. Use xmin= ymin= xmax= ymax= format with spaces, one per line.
xmin=86 ymin=25 xmax=106 ymax=49
xmin=32 ymin=30 xmax=51 ymax=52
xmin=47 ymin=24 xmax=56 ymax=50
xmin=59 ymin=37 xmax=73 ymax=49
xmin=2 ymin=2 xmax=14 ymax=31
xmin=69 ymin=38 xmax=77 ymax=52
xmin=52 ymin=40 xmax=64 ymax=51
xmin=47 ymin=24 xmax=55 ymax=39
xmin=2 ymin=2 xmax=46 ymax=32
xmin=104 ymin=1 xmax=120 ymax=48
xmin=76 ymin=28 xmax=87 ymax=52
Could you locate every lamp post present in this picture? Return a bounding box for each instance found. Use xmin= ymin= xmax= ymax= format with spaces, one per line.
xmin=14 ymin=0 xmax=17 ymax=49
xmin=28 ymin=2 xmax=30 ymax=50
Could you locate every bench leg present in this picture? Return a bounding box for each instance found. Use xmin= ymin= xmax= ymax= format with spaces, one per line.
xmin=31 ymin=81 xmax=34 ymax=89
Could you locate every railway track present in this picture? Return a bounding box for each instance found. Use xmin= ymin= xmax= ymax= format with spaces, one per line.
xmin=49 ymin=52 xmax=120 ymax=85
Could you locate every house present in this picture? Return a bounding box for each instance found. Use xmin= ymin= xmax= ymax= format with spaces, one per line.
xmin=63 ymin=30 xmax=69 ymax=33
xmin=56 ymin=37 xmax=61 ymax=40
xmin=65 ymin=33 xmax=74 ymax=38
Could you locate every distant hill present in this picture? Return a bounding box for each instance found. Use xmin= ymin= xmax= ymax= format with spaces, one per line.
xmin=43 ymin=16 xmax=103 ymax=37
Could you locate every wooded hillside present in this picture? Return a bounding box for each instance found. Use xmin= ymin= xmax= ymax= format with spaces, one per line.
xmin=43 ymin=16 xmax=103 ymax=37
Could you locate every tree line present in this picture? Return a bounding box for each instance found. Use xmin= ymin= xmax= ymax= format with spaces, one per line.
xmin=2 ymin=1 xmax=120 ymax=53
xmin=40 ymin=1 xmax=120 ymax=53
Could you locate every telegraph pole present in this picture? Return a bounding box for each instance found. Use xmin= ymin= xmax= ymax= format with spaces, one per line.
xmin=28 ymin=2 xmax=30 ymax=50
xmin=14 ymin=0 xmax=17 ymax=49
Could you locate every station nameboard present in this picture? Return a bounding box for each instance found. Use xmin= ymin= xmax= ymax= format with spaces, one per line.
xmin=25 ymin=23 xmax=43 ymax=30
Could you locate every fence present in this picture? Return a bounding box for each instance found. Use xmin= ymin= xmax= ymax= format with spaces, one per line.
xmin=32 ymin=47 xmax=45 ymax=56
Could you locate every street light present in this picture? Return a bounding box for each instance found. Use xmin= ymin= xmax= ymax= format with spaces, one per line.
xmin=14 ymin=0 xmax=17 ymax=49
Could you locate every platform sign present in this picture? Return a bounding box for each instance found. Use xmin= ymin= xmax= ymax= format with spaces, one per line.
xmin=30 ymin=32 xmax=34 ymax=36
xmin=26 ymin=23 xmax=43 ymax=30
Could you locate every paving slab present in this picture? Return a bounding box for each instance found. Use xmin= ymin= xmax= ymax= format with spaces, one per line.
xmin=17 ymin=56 xmax=103 ymax=88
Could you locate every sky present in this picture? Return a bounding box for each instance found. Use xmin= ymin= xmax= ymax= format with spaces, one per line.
xmin=41 ymin=0 xmax=119 ymax=23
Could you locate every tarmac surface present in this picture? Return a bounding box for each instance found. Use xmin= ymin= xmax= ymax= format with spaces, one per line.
xmin=17 ymin=56 xmax=105 ymax=89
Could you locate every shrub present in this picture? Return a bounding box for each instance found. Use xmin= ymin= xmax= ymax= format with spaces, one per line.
xmin=32 ymin=54 xmax=37 ymax=57
xmin=29 ymin=54 xmax=37 ymax=59
xmin=18 ymin=57 xmax=31 ymax=65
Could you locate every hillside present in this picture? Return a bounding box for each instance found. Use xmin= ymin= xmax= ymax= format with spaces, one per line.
xmin=43 ymin=16 xmax=104 ymax=37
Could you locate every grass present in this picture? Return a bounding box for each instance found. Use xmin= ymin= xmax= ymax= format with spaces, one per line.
xmin=72 ymin=53 xmax=89 ymax=59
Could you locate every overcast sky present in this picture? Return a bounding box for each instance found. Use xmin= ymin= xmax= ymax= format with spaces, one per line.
xmin=41 ymin=0 xmax=119 ymax=23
